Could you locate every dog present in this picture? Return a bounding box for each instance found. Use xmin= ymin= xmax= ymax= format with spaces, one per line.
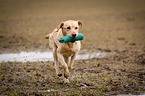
xmin=45 ymin=20 xmax=83 ymax=83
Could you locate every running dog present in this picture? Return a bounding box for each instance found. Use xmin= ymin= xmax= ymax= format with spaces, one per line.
xmin=45 ymin=20 xmax=83 ymax=83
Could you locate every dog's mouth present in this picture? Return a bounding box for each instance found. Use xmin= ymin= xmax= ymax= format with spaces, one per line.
xmin=70 ymin=37 xmax=76 ymax=39
xmin=70 ymin=35 xmax=78 ymax=43
xmin=71 ymin=34 xmax=77 ymax=38
xmin=70 ymin=33 xmax=78 ymax=38
xmin=70 ymin=41 xmax=75 ymax=43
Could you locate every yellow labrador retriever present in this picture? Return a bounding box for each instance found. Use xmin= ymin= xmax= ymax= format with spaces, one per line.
xmin=45 ymin=20 xmax=83 ymax=83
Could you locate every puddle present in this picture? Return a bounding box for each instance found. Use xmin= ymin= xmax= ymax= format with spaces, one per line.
xmin=0 ymin=50 xmax=114 ymax=63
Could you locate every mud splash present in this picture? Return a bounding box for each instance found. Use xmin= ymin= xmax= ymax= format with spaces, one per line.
xmin=0 ymin=50 xmax=114 ymax=63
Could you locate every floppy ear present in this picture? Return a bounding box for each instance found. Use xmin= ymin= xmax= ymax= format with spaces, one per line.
xmin=77 ymin=20 xmax=83 ymax=28
xmin=57 ymin=22 xmax=64 ymax=30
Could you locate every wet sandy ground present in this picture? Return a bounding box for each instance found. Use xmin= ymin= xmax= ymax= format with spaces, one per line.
xmin=0 ymin=0 xmax=145 ymax=95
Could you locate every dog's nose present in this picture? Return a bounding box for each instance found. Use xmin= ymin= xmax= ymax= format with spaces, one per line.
xmin=72 ymin=33 xmax=76 ymax=38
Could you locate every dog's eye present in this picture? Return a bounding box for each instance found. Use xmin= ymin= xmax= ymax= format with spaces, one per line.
xmin=75 ymin=27 xmax=78 ymax=29
xmin=67 ymin=26 xmax=71 ymax=29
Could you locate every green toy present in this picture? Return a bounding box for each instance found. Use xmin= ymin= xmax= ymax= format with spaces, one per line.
xmin=58 ymin=33 xmax=84 ymax=43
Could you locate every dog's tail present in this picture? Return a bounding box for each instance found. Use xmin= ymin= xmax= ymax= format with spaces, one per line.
xmin=45 ymin=34 xmax=50 ymax=39
xmin=45 ymin=28 xmax=58 ymax=39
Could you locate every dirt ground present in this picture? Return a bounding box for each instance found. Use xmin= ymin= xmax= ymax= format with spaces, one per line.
xmin=0 ymin=0 xmax=145 ymax=95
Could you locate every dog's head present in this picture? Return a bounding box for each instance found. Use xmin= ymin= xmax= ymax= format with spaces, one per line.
xmin=57 ymin=20 xmax=83 ymax=38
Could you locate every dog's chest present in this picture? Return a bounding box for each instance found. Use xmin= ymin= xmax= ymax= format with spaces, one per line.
xmin=62 ymin=49 xmax=75 ymax=57
xmin=59 ymin=42 xmax=80 ymax=56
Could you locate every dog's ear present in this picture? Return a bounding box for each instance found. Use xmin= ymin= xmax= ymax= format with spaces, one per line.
xmin=57 ymin=22 xmax=64 ymax=31
xmin=77 ymin=20 xmax=83 ymax=28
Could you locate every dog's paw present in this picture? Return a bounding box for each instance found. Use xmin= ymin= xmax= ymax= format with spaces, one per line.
xmin=56 ymin=70 xmax=62 ymax=77
xmin=68 ymin=66 xmax=71 ymax=69
xmin=64 ymin=72 xmax=70 ymax=79
xmin=68 ymin=66 xmax=74 ymax=70
xmin=64 ymin=78 xmax=70 ymax=83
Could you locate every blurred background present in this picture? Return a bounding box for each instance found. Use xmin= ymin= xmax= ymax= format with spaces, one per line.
xmin=0 ymin=0 xmax=145 ymax=52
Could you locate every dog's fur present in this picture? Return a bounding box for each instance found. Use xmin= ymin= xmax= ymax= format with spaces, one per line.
xmin=45 ymin=20 xmax=83 ymax=83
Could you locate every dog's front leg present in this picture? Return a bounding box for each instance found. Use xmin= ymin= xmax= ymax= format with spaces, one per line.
xmin=65 ymin=56 xmax=71 ymax=66
xmin=68 ymin=53 xmax=77 ymax=69
xmin=57 ymin=52 xmax=70 ymax=83
xmin=53 ymin=46 xmax=62 ymax=77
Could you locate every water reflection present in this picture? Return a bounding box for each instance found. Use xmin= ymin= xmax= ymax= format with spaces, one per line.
xmin=0 ymin=51 xmax=114 ymax=63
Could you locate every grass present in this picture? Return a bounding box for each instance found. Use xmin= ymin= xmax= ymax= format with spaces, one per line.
xmin=0 ymin=51 xmax=144 ymax=95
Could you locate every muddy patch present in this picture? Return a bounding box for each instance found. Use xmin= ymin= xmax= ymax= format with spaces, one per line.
xmin=0 ymin=50 xmax=114 ymax=63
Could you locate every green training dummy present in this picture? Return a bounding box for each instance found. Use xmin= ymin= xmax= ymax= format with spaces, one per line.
xmin=58 ymin=33 xmax=84 ymax=43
